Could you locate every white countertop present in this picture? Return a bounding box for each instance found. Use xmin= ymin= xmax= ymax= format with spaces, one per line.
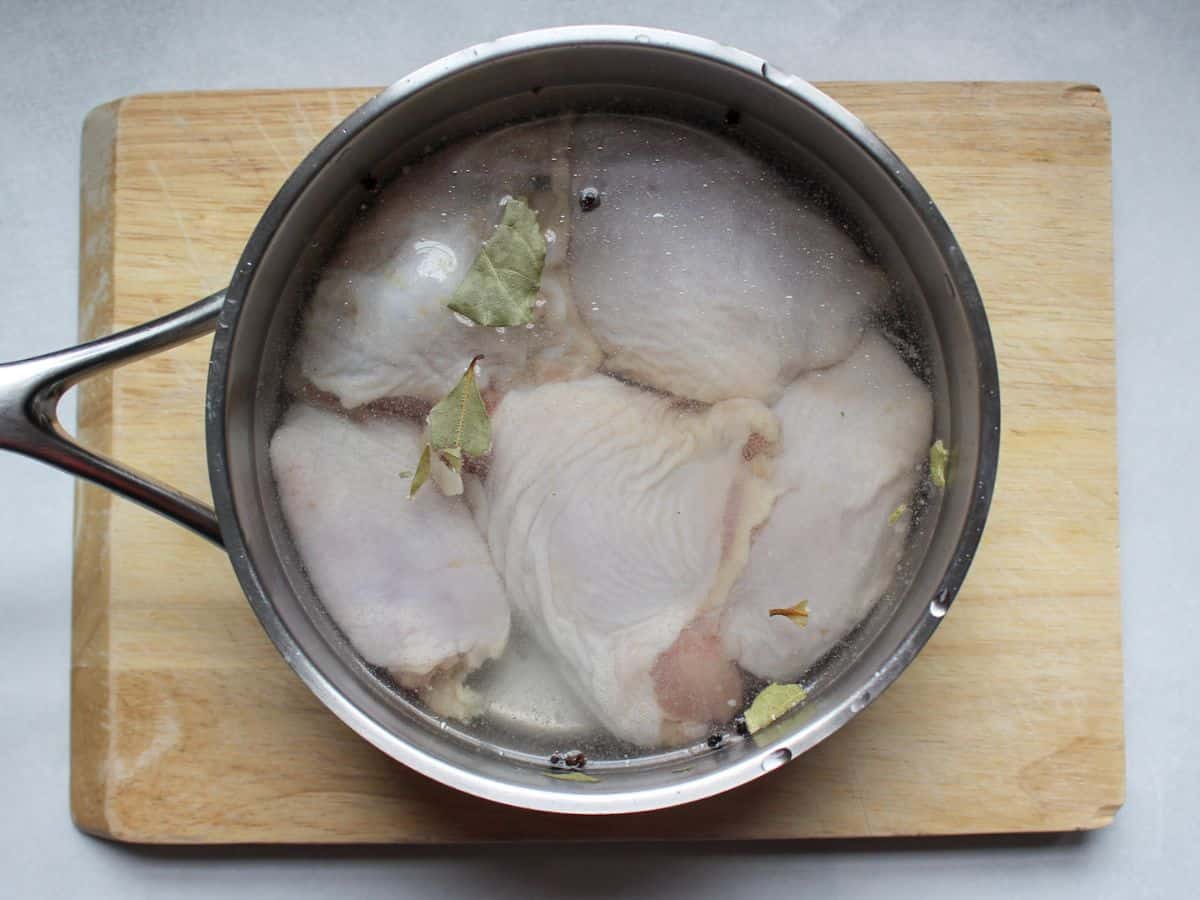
xmin=1 ymin=0 xmax=1196 ymax=896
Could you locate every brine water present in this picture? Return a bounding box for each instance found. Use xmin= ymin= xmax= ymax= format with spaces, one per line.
xmin=267 ymin=110 xmax=941 ymax=773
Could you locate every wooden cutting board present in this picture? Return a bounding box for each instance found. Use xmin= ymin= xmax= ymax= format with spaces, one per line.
xmin=70 ymin=83 xmax=1122 ymax=843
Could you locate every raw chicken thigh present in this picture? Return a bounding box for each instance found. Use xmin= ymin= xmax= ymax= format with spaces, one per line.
xmin=270 ymin=404 xmax=510 ymax=718
xmin=294 ymin=117 xmax=601 ymax=409
xmin=720 ymin=332 xmax=933 ymax=682
xmin=471 ymin=374 xmax=781 ymax=746
xmin=271 ymin=109 xmax=937 ymax=755
xmin=568 ymin=115 xmax=885 ymax=404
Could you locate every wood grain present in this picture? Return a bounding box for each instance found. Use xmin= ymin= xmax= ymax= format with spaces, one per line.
xmin=70 ymin=83 xmax=1122 ymax=843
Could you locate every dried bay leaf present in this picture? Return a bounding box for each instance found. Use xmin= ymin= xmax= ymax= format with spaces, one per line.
xmin=408 ymin=445 xmax=431 ymax=499
xmin=447 ymin=198 xmax=546 ymax=327
xmin=768 ymin=601 xmax=809 ymax=627
xmin=929 ymin=439 xmax=949 ymax=488
xmin=743 ymin=683 xmax=808 ymax=735
xmin=544 ymin=771 xmax=599 ymax=783
xmin=408 ymin=356 xmax=491 ymax=497
xmin=428 ymin=355 xmax=491 ymax=460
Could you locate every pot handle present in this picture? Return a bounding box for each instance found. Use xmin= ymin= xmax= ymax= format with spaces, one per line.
xmin=0 ymin=290 xmax=226 ymax=545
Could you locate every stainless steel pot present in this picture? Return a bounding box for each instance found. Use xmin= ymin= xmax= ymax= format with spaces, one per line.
xmin=0 ymin=26 xmax=999 ymax=814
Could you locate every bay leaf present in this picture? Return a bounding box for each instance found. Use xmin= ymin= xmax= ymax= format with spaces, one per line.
xmin=929 ymin=439 xmax=949 ymax=488
xmin=768 ymin=601 xmax=809 ymax=627
xmin=408 ymin=444 xmax=431 ymax=499
xmin=544 ymin=771 xmax=599 ymax=783
xmin=428 ymin=355 xmax=491 ymax=460
xmin=743 ymin=683 xmax=808 ymax=735
xmin=446 ymin=198 xmax=546 ymax=327
xmin=408 ymin=356 xmax=491 ymax=498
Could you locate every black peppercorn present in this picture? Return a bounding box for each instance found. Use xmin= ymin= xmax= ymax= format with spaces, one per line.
xmin=564 ymin=750 xmax=587 ymax=769
xmin=578 ymin=187 xmax=601 ymax=211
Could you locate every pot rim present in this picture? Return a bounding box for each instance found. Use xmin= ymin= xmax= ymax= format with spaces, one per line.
xmin=205 ymin=25 xmax=1001 ymax=814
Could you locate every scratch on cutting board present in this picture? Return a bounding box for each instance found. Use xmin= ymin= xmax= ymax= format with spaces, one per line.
xmin=291 ymin=97 xmax=320 ymax=149
xmin=107 ymin=696 xmax=181 ymax=785
xmin=326 ymin=90 xmax=346 ymax=128
xmin=843 ymin=749 xmax=876 ymax=835
xmin=253 ymin=116 xmax=294 ymax=173
xmin=81 ymin=265 xmax=111 ymax=324
xmin=1016 ymin=735 xmax=1120 ymax=825
xmin=223 ymin=134 xmax=275 ymax=200
xmin=147 ymin=160 xmax=203 ymax=281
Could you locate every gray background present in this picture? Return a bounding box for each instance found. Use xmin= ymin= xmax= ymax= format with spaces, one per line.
xmin=1 ymin=0 xmax=1195 ymax=896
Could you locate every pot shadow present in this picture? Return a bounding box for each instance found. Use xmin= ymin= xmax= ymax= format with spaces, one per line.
xmin=102 ymin=830 xmax=1091 ymax=899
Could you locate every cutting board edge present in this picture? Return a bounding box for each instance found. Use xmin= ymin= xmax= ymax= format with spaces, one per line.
xmin=71 ymin=805 xmax=1124 ymax=846
xmin=80 ymin=79 xmax=1110 ymax=110
xmin=70 ymin=98 xmax=126 ymax=839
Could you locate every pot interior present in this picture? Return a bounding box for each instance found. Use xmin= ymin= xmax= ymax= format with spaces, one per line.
xmin=209 ymin=29 xmax=997 ymax=813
